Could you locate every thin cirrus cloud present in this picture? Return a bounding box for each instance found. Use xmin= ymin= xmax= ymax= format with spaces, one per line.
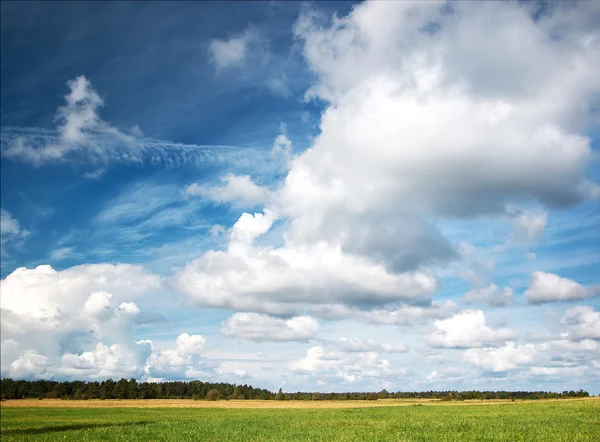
xmin=0 ymin=209 xmax=29 ymax=250
xmin=0 ymin=76 xmax=261 ymax=169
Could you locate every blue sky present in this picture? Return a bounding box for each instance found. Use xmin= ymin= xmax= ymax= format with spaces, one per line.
xmin=1 ymin=1 xmax=599 ymax=394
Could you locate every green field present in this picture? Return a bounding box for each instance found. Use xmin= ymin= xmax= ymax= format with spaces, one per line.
xmin=1 ymin=399 xmax=598 ymax=441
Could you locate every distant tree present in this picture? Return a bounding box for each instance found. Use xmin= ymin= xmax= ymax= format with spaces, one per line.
xmin=128 ymin=379 xmax=138 ymax=399
xmin=206 ymin=389 xmax=221 ymax=401
xmin=114 ymin=379 xmax=129 ymax=399
xmin=378 ymin=389 xmax=389 ymax=399
xmin=275 ymin=388 xmax=284 ymax=401
xmin=367 ymin=393 xmax=379 ymax=401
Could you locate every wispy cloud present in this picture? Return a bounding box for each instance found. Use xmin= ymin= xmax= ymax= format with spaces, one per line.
xmin=0 ymin=209 xmax=30 ymax=256
xmin=82 ymin=168 xmax=105 ymax=180
xmin=207 ymin=26 xmax=293 ymax=97
xmin=0 ymin=75 xmax=260 ymax=168
xmin=208 ymin=28 xmax=265 ymax=70
xmin=1 ymin=125 xmax=259 ymax=168
xmin=2 ymin=76 xmax=136 ymax=165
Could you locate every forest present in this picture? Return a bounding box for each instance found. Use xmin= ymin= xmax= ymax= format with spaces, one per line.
xmin=0 ymin=378 xmax=590 ymax=401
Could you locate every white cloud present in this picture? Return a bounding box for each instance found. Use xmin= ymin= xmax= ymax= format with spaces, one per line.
xmin=207 ymin=27 xmax=292 ymax=98
xmin=3 ymin=1 xmax=600 ymax=392
xmin=49 ymin=247 xmax=73 ymax=261
xmin=507 ymin=209 xmax=547 ymax=244
xmin=271 ymin=123 xmax=293 ymax=166
xmin=185 ymin=174 xmax=271 ymax=207
xmin=1 ymin=125 xmax=259 ymax=169
xmin=464 ymin=284 xmax=514 ymax=307
xmin=9 ymin=350 xmax=50 ymax=379
xmin=3 ymin=76 xmax=136 ymax=165
xmin=291 ymin=1 xmax=599 ymax=220
xmin=355 ymin=301 xmax=457 ymax=326
xmin=1 ymin=264 xmax=159 ymax=319
xmin=0 ymin=263 xmax=162 ymax=379
xmin=335 ymin=338 xmax=407 ymax=353
xmin=174 ymin=333 xmax=206 ymax=356
xmin=289 ymin=345 xmax=400 ymax=388
xmin=175 ymin=1 xmax=599 ymax=320
xmin=290 ymin=346 xmax=340 ymax=372
xmin=524 ymin=271 xmax=597 ymax=303
xmin=142 ymin=334 xmax=208 ymax=380
xmin=174 ymin=236 xmax=437 ymax=314
xmin=463 ymin=342 xmax=537 ymax=372
xmin=1 ymin=209 xmax=29 ymax=254
xmin=561 ymin=306 xmax=600 ymax=340
xmin=221 ymin=313 xmax=319 ymax=341
xmin=427 ymin=367 xmax=466 ymax=383
xmin=529 ymin=366 xmax=588 ymax=377
xmin=83 ymin=168 xmax=106 ymax=180
xmin=58 ymin=333 xmax=206 ymax=381
xmin=208 ymin=28 xmax=263 ymax=70
xmin=60 ymin=342 xmax=149 ymax=380
xmin=427 ymin=310 xmax=516 ymax=348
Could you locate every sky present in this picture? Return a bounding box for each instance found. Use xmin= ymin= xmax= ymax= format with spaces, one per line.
xmin=1 ymin=0 xmax=599 ymax=394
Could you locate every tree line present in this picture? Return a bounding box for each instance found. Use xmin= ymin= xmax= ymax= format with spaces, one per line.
xmin=0 ymin=378 xmax=590 ymax=401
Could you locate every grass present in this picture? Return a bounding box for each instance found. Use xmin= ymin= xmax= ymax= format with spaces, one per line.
xmin=1 ymin=398 xmax=598 ymax=441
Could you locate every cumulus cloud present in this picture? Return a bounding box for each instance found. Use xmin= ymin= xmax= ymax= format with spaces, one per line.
xmin=1 ymin=264 xmax=159 ymax=319
xmin=221 ymin=313 xmax=319 ymax=341
xmin=464 ymin=284 xmax=514 ymax=307
xmin=9 ymin=350 xmax=51 ymax=379
xmin=139 ymin=334 xmax=207 ymax=381
xmin=0 ymin=264 xmax=162 ymax=379
xmin=290 ymin=346 xmax=392 ymax=383
xmin=524 ymin=271 xmax=598 ymax=303
xmin=185 ymin=174 xmax=271 ymax=207
xmin=290 ymin=346 xmax=341 ymax=373
xmin=290 ymin=345 xmax=399 ymax=386
xmin=463 ymin=337 xmax=600 ymax=375
xmin=463 ymin=342 xmax=537 ymax=372
xmin=292 ymin=1 xmax=599 ymax=216
xmin=174 ymin=0 xmax=599 ymax=321
xmin=427 ymin=310 xmax=516 ymax=348
xmin=60 ymin=342 xmax=149 ymax=380
xmin=561 ymin=306 xmax=600 ymax=340
xmin=174 ymin=224 xmax=437 ymax=314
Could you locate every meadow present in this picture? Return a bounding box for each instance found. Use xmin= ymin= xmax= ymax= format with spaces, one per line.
xmin=1 ymin=398 xmax=598 ymax=441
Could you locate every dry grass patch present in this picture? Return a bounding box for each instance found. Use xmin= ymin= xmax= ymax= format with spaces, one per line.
xmin=2 ymin=397 xmax=597 ymax=409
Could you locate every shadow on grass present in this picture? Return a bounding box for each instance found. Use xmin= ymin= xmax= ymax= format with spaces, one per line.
xmin=2 ymin=420 xmax=153 ymax=436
